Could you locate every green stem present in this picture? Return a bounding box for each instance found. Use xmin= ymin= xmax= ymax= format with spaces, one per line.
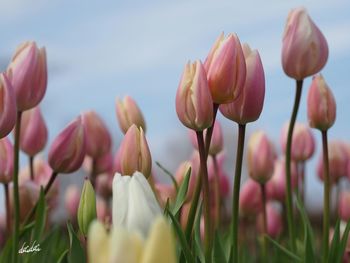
xmin=260 ymin=183 xmax=268 ymax=263
xmin=322 ymin=130 xmax=330 ymax=262
xmin=29 ymin=155 xmax=35 ymax=181
xmin=285 ymin=79 xmax=303 ymax=252
xmin=4 ymin=183 xmax=10 ymax=237
xmin=230 ymin=123 xmax=246 ymax=263
xmin=12 ymin=111 xmax=22 ymax=263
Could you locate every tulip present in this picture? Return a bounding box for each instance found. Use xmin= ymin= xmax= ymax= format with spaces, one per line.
xmin=83 ymin=152 xmax=114 ymax=176
xmin=280 ymin=122 xmax=315 ymax=162
xmin=7 ymin=41 xmax=47 ymax=111
xmin=307 ymin=74 xmax=336 ymax=131
xmin=175 ymin=60 xmax=213 ymax=131
xmin=0 ymin=73 xmax=16 ymax=138
xmin=82 ymin=110 xmax=112 ymax=158
xmin=116 ymin=95 xmax=146 ymax=134
xmin=113 ymin=172 xmax=161 ymax=237
xmin=282 ymin=8 xmax=328 ymax=80
xmin=204 ymin=33 xmax=246 ymax=104
xmin=0 ymin=138 xmax=14 ymax=184
xmin=65 ymin=185 xmax=80 ymax=220
xmin=220 ymin=43 xmax=265 ymax=124
xmin=48 ymin=116 xmax=86 ymax=173
xmin=239 ymin=179 xmax=263 ymax=217
xmin=116 ymin=125 xmax=152 ymax=177
xmin=247 ymin=131 xmax=276 ymax=184
xmin=338 ymin=191 xmax=350 ymax=221
xmin=19 ymin=106 xmax=47 ymax=156
xmin=256 ymin=203 xmax=283 ymax=238
xmin=78 ymin=178 xmax=97 ymax=236
xmin=188 ymin=121 xmax=223 ymax=156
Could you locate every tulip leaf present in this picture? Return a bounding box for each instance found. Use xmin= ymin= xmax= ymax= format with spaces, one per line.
xmin=67 ymin=222 xmax=86 ymax=263
xmin=336 ymin=219 xmax=350 ymax=262
xmin=265 ymin=235 xmax=301 ymax=262
xmin=166 ymin=208 xmax=194 ymax=263
xmin=194 ymin=202 xmax=204 ymax=262
xmin=33 ymin=187 xmax=47 ymax=242
xmin=57 ymin=249 xmax=69 ymax=263
xmin=156 ymin=161 xmax=179 ymax=192
xmin=172 ymin=167 xmax=191 ymax=217
xmin=213 ymin=231 xmax=227 ymax=263
xmin=328 ymin=220 xmax=340 ymax=262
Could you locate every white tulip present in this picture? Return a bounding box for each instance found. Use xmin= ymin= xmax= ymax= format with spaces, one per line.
xmin=112 ymin=171 xmax=161 ymax=237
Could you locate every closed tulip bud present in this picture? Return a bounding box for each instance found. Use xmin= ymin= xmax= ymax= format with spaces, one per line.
xmin=117 ymin=124 xmax=152 ymax=177
xmin=220 ymin=43 xmax=265 ymax=124
xmin=65 ymin=185 xmax=80 ymax=220
xmin=307 ymin=74 xmax=336 ymax=131
xmin=176 ymin=60 xmax=213 ymax=131
xmin=116 ymin=95 xmax=146 ymax=134
xmin=282 ymin=8 xmax=328 ymax=80
xmin=339 ymin=191 xmax=350 ymax=221
xmin=88 ymin=221 xmax=111 ymax=263
xmin=20 ymin=106 xmax=47 ymax=156
xmin=0 ymin=73 xmax=16 ymax=138
xmin=205 ymin=33 xmax=246 ymax=104
xmin=81 ymin=111 xmax=111 ymax=158
xmin=78 ymin=178 xmax=97 ymax=236
xmin=48 ymin=116 xmax=86 ymax=173
xmin=247 ymin=131 xmax=276 ymax=184
xmin=113 ymin=172 xmax=161 ymax=237
xmin=0 ymin=138 xmax=14 ymax=183
xmin=239 ymin=179 xmax=263 ymax=217
xmin=280 ymin=122 xmax=315 ymax=161
xmin=7 ymin=41 xmax=47 ymax=111
xmin=256 ymin=203 xmax=283 ymax=238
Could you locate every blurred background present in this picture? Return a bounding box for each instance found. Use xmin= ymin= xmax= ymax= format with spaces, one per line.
xmin=0 ymin=0 xmax=349 ymax=218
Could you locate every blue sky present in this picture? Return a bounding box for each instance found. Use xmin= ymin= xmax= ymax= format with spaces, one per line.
xmin=0 ymin=0 xmax=350 ymax=212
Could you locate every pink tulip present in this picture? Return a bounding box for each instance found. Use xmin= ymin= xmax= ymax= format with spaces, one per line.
xmin=338 ymin=191 xmax=350 ymax=221
xmin=188 ymin=121 xmax=223 ymax=156
xmin=7 ymin=41 xmax=47 ymax=111
xmin=65 ymin=185 xmax=81 ymax=220
xmin=175 ymin=60 xmax=213 ymax=131
xmin=48 ymin=116 xmax=86 ymax=173
xmin=317 ymin=140 xmax=348 ymax=183
xmin=155 ymin=183 xmax=176 ymax=208
xmin=95 ymin=173 xmax=113 ymax=199
xmin=247 ymin=131 xmax=276 ymax=184
xmin=282 ymin=8 xmax=328 ymax=80
xmin=204 ymin=33 xmax=246 ymax=104
xmin=280 ymin=122 xmax=315 ymax=162
xmin=0 ymin=73 xmax=16 ymax=138
xmin=256 ymin=202 xmax=283 ymax=238
xmin=19 ymin=106 xmax=48 ymax=156
xmin=84 ymin=152 xmax=113 ymax=176
xmin=82 ymin=111 xmax=112 ymax=158
xmin=115 ymin=95 xmax=146 ymax=134
xmin=0 ymin=137 xmax=14 ymax=183
xmin=307 ymin=74 xmax=336 ymax=131
xmin=116 ymin=124 xmax=152 ymax=177
xmin=239 ymin=179 xmax=263 ymax=217
xmin=220 ymin=43 xmax=265 ymax=124
xmin=96 ymin=197 xmax=111 ymax=224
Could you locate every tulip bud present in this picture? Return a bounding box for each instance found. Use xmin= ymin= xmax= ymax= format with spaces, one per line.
xmin=307 ymin=74 xmax=336 ymax=131
xmin=204 ymin=33 xmax=246 ymax=104
xmin=247 ymin=131 xmax=276 ymax=184
xmin=239 ymin=179 xmax=262 ymax=217
xmin=0 ymin=73 xmax=16 ymax=138
xmin=112 ymin=172 xmax=161 ymax=237
xmin=189 ymin=121 xmax=223 ymax=156
xmin=256 ymin=203 xmax=283 ymax=238
xmin=88 ymin=220 xmax=112 ymax=263
xmin=78 ymin=178 xmax=97 ymax=236
xmin=82 ymin=111 xmax=112 ymax=158
xmin=175 ymin=60 xmax=213 ymax=131
xmin=220 ymin=43 xmax=265 ymax=124
xmin=338 ymin=191 xmax=350 ymax=221
xmin=48 ymin=116 xmax=86 ymax=173
xmin=282 ymin=8 xmax=328 ymax=80
xmin=117 ymin=124 xmax=152 ymax=177
xmin=7 ymin=41 xmax=47 ymax=111
xmin=0 ymin=137 xmax=14 ymax=183
xmin=19 ymin=106 xmax=48 ymax=156
xmin=65 ymin=185 xmax=81 ymax=220
xmin=115 ymin=95 xmax=146 ymax=134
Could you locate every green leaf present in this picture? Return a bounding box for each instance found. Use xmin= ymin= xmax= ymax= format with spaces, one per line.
xmin=337 ymin=220 xmax=350 ymax=262
xmin=32 ymin=187 xmax=47 ymax=242
xmin=156 ymin=161 xmax=179 ymax=191
xmin=212 ymin=231 xmax=227 ymax=263
xmin=265 ymin=235 xmax=301 ymax=262
xmin=172 ymin=167 xmax=191 ymax=217
xmin=67 ymin=222 xmax=86 ymax=263
xmin=166 ymin=208 xmax=194 ymax=263
xmin=194 ymin=202 xmax=204 ymax=263
xmin=328 ymin=220 xmax=340 ymax=262
xmin=57 ymin=249 xmax=69 ymax=263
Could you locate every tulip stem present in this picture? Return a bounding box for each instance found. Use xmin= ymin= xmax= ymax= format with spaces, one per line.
xmin=4 ymin=183 xmax=10 ymax=236
xmin=185 ymin=104 xmax=218 ymax=243
xmin=260 ymin=183 xmax=268 ymax=263
xmin=285 ymin=79 xmax=303 ymax=252
xmin=12 ymin=111 xmax=22 ymax=263
xmin=300 ymin=162 xmax=305 ymax=204
xmin=230 ymin=123 xmax=246 ymax=263
xmin=212 ymin=155 xmax=221 ymax=227
xmin=322 ymin=130 xmax=330 ymax=263
xmin=29 ymin=155 xmax=35 ymax=181
xmin=196 ymin=131 xmax=212 ymax=263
